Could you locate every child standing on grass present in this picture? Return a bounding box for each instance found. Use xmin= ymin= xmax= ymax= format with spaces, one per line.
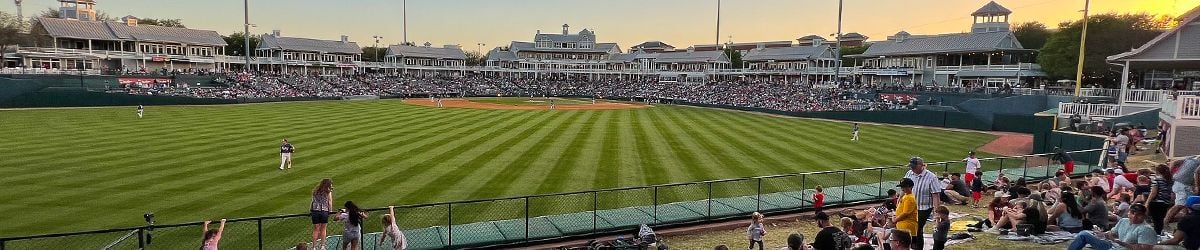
xmin=814 ymin=186 xmax=826 ymax=212
xmin=971 ymin=170 xmax=985 ymax=208
xmin=895 ymin=178 xmax=919 ymax=250
xmin=932 ymin=206 xmax=950 ymax=250
xmin=747 ymin=212 xmax=766 ymax=250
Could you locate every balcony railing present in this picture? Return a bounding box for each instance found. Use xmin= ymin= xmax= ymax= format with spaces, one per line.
xmin=1059 ymin=102 xmax=1122 ymax=118
xmin=1163 ymin=95 xmax=1200 ymax=120
xmin=1077 ymin=88 xmax=1121 ymax=98
xmin=1123 ymin=89 xmax=1166 ymax=104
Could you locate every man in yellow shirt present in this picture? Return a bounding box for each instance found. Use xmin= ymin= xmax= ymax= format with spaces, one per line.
xmin=895 ymin=178 xmax=919 ymax=250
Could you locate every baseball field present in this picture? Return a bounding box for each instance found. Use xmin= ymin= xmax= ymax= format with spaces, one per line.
xmin=0 ymin=98 xmax=999 ymax=238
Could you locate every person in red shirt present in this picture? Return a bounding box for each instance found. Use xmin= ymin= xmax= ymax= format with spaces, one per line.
xmin=814 ymin=185 xmax=826 ymax=211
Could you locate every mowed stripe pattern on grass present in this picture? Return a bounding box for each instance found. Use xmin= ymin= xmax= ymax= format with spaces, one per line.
xmin=0 ymin=100 xmax=996 ymax=237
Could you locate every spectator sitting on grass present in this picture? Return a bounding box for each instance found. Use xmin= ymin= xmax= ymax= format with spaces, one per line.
xmin=1066 ymin=203 xmax=1158 ymax=250
xmin=942 ymin=173 xmax=971 ymax=205
xmin=1048 ymin=191 xmax=1086 ymax=233
xmin=1082 ymin=186 xmax=1110 ymax=230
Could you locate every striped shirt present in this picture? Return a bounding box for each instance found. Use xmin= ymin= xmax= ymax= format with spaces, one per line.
xmin=904 ymin=169 xmax=944 ymax=210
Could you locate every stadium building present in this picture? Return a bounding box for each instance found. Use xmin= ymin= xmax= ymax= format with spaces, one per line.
xmin=254 ymin=30 xmax=363 ymax=75
xmin=1106 ymin=6 xmax=1200 ymax=157
xmin=738 ymin=43 xmax=838 ymax=84
xmin=385 ymin=43 xmax=468 ymax=77
xmin=17 ymin=15 xmax=229 ymax=74
xmin=848 ymin=1 xmax=1046 ymax=88
xmin=485 ymin=24 xmax=623 ymax=79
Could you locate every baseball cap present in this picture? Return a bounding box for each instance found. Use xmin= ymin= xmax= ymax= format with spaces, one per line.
xmin=897 ymin=178 xmax=915 ymax=188
xmin=908 ymin=157 xmax=924 ymax=168
xmin=1187 ymin=196 xmax=1200 ymax=211
xmin=994 ymin=191 xmax=1011 ymax=198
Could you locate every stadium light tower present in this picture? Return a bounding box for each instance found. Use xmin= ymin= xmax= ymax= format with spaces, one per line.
xmin=833 ymin=0 xmax=844 ymax=86
xmin=13 ymin=0 xmax=21 ymax=22
xmin=243 ymin=0 xmax=251 ymax=72
xmin=373 ymin=35 xmax=384 ymax=62
xmin=715 ymin=0 xmax=721 ymax=47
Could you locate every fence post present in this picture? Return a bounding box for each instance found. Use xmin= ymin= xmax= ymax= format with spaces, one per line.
xmin=1 ymin=239 xmax=5 ymax=250
xmin=1022 ymin=156 xmax=1029 ymax=180
xmin=707 ymin=182 xmax=713 ymax=219
xmin=524 ymin=197 xmax=530 ymax=242
xmin=800 ymin=174 xmax=807 ymax=207
xmin=592 ymin=191 xmax=598 ymax=234
xmin=652 ymin=186 xmax=659 ymax=224
xmin=841 ymin=171 xmax=847 ymax=205
xmin=999 ymin=158 xmax=1005 ymax=176
xmin=137 ymin=228 xmax=145 ymax=249
xmin=257 ymin=218 xmax=264 ymax=250
xmin=1046 ymin=155 xmax=1052 ymax=178
xmin=447 ymin=204 xmax=453 ymax=248
xmin=878 ymin=169 xmax=885 ymax=197
xmin=942 ymin=162 xmax=949 ymax=175
xmin=756 ymin=178 xmax=763 ymax=212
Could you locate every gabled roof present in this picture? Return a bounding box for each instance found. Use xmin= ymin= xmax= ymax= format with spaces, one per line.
xmin=797 ymin=35 xmax=826 ymax=41
xmin=1108 ymin=5 xmax=1200 ymax=62
xmin=106 ymin=22 xmax=226 ymax=46
xmin=259 ymin=35 xmax=361 ymax=54
xmin=633 ymin=41 xmax=674 ymax=50
xmin=510 ymin=40 xmax=620 ymax=53
xmin=34 ymin=17 xmax=226 ymax=46
xmin=35 ymin=17 xmax=119 ymax=40
xmin=972 ymin=1 xmax=1012 ymax=16
xmin=486 ymin=48 xmax=517 ymax=61
xmin=854 ymin=31 xmax=1025 ymax=57
xmin=743 ymin=45 xmax=833 ymax=62
xmin=839 ymin=33 xmax=868 ymax=41
xmin=387 ymin=45 xmax=467 ymax=60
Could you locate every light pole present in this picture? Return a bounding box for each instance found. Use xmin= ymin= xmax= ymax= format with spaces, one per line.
xmin=243 ymin=0 xmax=251 ymax=72
xmin=373 ymin=35 xmax=384 ymax=63
xmin=715 ymin=0 xmax=721 ymax=47
xmin=1073 ymin=0 xmax=1091 ymax=97
xmin=402 ymin=0 xmax=408 ymax=45
xmin=833 ymin=0 xmax=844 ymax=86
xmin=476 ymin=43 xmax=485 ymax=55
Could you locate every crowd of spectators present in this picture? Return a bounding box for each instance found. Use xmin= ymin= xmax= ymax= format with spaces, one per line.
xmin=122 ymin=73 xmax=916 ymax=112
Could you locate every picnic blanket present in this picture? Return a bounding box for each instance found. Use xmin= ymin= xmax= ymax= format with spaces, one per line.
xmin=998 ymin=231 xmax=1076 ymax=245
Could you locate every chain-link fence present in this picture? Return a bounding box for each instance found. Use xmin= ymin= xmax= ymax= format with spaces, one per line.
xmin=0 ymin=149 xmax=1104 ymax=250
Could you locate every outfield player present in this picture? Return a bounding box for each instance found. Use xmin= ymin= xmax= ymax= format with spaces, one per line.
xmin=137 ymin=105 xmax=144 ymax=118
xmin=851 ymin=123 xmax=860 ymax=141
xmin=280 ymin=139 xmax=295 ymax=170
xmin=549 ymin=99 xmax=556 ymax=110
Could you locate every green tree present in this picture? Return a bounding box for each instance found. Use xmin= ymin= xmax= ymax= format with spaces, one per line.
xmin=465 ymin=51 xmax=486 ymax=66
xmin=0 ymin=11 xmax=26 ymax=66
xmin=839 ymin=44 xmax=869 ymax=65
xmin=1012 ymin=21 xmax=1052 ymax=50
xmin=137 ymin=18 xmax=186 ymax=28
xmin=724 ymin=48 xmax=743 ymax=68
xmin=1038 ymin=13 xmax=1171 ymax=87
xmin=222 ymin=32 xmax=260 ymax=57
xmin=361 ymin=47 xmax=387 ymax=62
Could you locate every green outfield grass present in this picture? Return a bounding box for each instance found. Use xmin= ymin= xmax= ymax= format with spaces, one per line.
xmin=0 ymin=100 xmax=997 ymax=239
xmin=469 ymin=97 xmax=592 ymax=106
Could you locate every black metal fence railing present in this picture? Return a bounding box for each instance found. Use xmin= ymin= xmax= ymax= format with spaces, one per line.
xmin=0 ymin=149 xmax=1104 ymax=250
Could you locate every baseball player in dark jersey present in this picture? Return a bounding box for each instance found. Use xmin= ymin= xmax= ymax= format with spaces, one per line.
xmin=279 ymin=139 xmax=295 ymax=170
xmin=851 ymin=123 xmax=860 ymax=141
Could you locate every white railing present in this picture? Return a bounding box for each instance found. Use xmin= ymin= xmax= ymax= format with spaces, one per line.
xmin=1077 ymin=88 xmax=1121 ymax=98
xmin=0 ymin=68 xmax=100 ymax=75
xmin=935 ymin=63 xmax=1040 ymax=72
xmin=1059 ymin=102 xmax=1122 ymax=119
xmin=1176 ymin=90 xmax=1200 ymax=97
xmin=1182 ymin=96 xmax=1200 ymax=119
xmin=1123 ymin=89 xmax=1166 ymax=104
